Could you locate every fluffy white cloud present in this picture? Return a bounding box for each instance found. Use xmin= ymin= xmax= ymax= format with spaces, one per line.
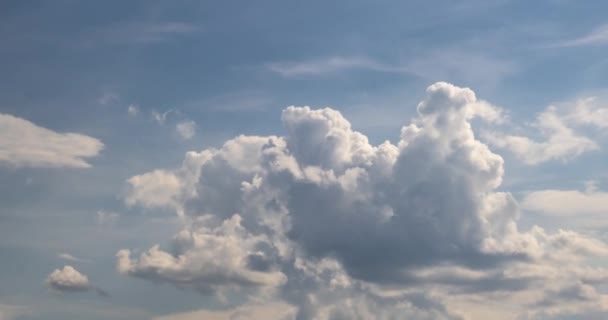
xmin=176 ymin=120 xmax=196 ymax=140
xmin=0 ymin=113 xmax=103 ymax=168
xmin=120 ymin=82 xmax=608 ymax=319
xmin=46 ymin=265 xmax=91 ymax=292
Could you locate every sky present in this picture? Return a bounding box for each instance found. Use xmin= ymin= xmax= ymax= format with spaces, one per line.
xmin=2 ymin=1 xmax=608 ymax=319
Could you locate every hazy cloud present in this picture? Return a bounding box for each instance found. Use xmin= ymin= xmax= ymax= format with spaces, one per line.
xmin=176 ymin=120 xmax=196 ymax=140
xmin=59 ymin=253 xmax=91 ymax=264
xmin=555 ymin=24 xmax=608 ymax=47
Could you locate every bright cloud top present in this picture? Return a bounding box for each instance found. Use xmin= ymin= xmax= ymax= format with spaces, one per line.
xmin=121 ymin=82 xmax=608 ymax=319
xmin=0 ymin=113 xmax=103 ymax=168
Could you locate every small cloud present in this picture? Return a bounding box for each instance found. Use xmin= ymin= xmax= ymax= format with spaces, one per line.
xmin=98 ymin=91 xmax=119 ymax=106
xmin=59 ymin=253 xmax=91 ymax=264
xmin=46 ymin=265 xmax=91 ymax=292
xmin=152 ymin=109 xmax=176 ymax=125
xmin=0 ymin=113 xmax=104 ymax=168
xmin=97 ymin=210 xmax=119 ymax=225
xmin=176 ymin=120 xmax=196 ymax=140
xmin=46 ymin=265 xmax=108 ymax=297
xmin=127 ymin=104 xmax=140 ymax=116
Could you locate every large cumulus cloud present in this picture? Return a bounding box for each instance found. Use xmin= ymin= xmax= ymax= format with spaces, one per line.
xmin=120 ymin=82 xmax=608 ymax=319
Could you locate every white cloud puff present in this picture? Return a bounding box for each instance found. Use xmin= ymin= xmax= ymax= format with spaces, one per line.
xmin=119 ymin=82 xmax=608 ymax=319
xmin=0 ymin=113 xmax=103 ymax=168
xmin=46 ymin=265 xmax=91 ymax=292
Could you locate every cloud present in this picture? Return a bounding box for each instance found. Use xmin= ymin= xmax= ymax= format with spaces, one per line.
xmin=266 ymin=52 xmax=516 ymax=86
xmin=152 ymin=109 xmax=176 ymax=125
xmin=98 ymin=91 xmax=119 ymax=106
xmin=117 ymin=214 xmax=287 ymax=296
xmin=522 ymin=183 xmax=608 ymax=216
xmin=119 ymin=82 xmax=608 ymax=319
xmin=97 ymin=210 xmax=120 ymax=225
xmin=86 ymin=21 xmax=200 ymax=46
xmin=0 ymin=113 xmax=104 ymax=168
xmin=46 ymin=265 xmax=91 ymax=292
xmin=176 ymin=120 xmax=196 ymax=140
xmin=124 ymin=169 xmax=185 ymax=212
xmin=153 ymin=303 xmax=295 ymax=320
xmin=555 ymin=24 xmax=608 ymax=47
xmin=267 ymin=56 xmax=405 ymax=77
xmin=484 ymin=106 xmax=598 ymax=165
xmin=127 ymin=104 xmax=140 ymax=116
xmin=564 ymin=97 xmax=608 ymax=128
xmin=59 ymin=253 xmax=91 ymax=264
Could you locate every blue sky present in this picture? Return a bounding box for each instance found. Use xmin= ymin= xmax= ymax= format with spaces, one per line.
xmin=2 ymin=1 xmax=608 ymax=319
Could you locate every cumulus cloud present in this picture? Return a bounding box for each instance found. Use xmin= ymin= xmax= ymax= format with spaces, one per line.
xmin=119 ymin=82 xmax=608 ymax=319
xmin=176 ymin=120 xmax=196 ymax=140
xmin=0 ymin=113 xmax=104 ymax=168
xmin=46 ymin=265 xmax=91 ymax=292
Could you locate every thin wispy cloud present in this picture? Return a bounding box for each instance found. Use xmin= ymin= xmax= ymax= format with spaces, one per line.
xmin=85 ymin=21 xmax=200 ymax=46
xmin=59 ymin=253 xmax=92 ymax=264
xmin=267 ymin=52 xmax=516 ymax=87
xmin=554 ymin=24 xmax=608 ymax=47
xmin=151 ymin=109 xmax=176 ymax=125
xmin=98 ymin=91 xmax=119 ymax=106
xmin=266 ymin=56 xmax=406 ymax=77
